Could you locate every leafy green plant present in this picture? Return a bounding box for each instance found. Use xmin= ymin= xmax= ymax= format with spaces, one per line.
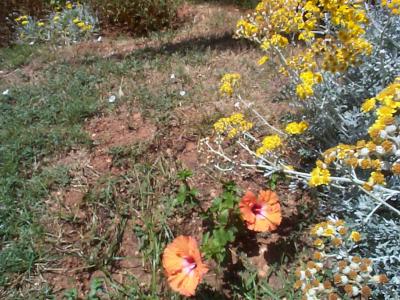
xmin=173 ymin=169 xmax=198 ymax=207
xmin=63 ymin=288 xmax=78 ymax=300
xmin=62 ymin=278 xmax=104 ymax=300
xmin=266 ymin=173 xmax=284 ymax=190
xmin=201 ymin=182 xmax=240 ymax=264
xmin=87 ymin=278 xmax=104 ymax=300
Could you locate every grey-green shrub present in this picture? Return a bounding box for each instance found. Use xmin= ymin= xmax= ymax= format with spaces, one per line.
xmin=13 ymin=2 xmax=98 ymax=45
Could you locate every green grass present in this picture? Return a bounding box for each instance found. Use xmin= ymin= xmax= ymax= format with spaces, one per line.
xmin=0 ymin=45 xmax=102 ymax=293
xmin=0 ymin=39 xmax=212 ymax=296
xmin=0 ymin=44 xmax=42 ymax=70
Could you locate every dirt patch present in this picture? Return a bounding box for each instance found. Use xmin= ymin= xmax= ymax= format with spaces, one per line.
xmin=178 ymin=141 xmax=198 ymax=169
xmin=0 ymin=54 xmax=47 ymax=86
xmin=43 ymin=256 xmax=87 ymax=293
xmin=86 ymin=108 xmax=156 ymax=149
xmin=113 ymin=220 xmax=151 ymax=285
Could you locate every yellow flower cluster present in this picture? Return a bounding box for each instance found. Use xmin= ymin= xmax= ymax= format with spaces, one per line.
xmin=236 ymin=19 xmax=259 ymax=38
xmin=382 ymin=0 xmax=400 ymax=14
xmin=15 ymin=16 xmax=46 ymax=28
xmin=362 ymin=77 xmax=400 ymax=140
xmin=304 ymin=78 xmax=400 ymax=190
xmin=310 ymin=220 xmax=360 ymax=247
xmin=257 ymin=55 xmax=269 ymax=66
xmin=309 ymin=165 xmax=331 ymax=187
xmin=261 ymin=34 xmax=289 ymax=50
xmin=213 ymin=113 xmax=253 ymax=138
xmin=73 ymin=18 xmax=93 ymax=31
xmin=294 ymin=220 xmax=387 ymax=299
xmin=15 ymin=15 xmax=28 ymax=23
xmin=296 ymin=71 xmax=323 ymax=99
xmin=256 ymin=134 xmax=282 ymax=156
xmin=236 ymin=0 xmax=372 ymax=78
xmin=313 ymin=78 xmax=400 ymax=190
xmin=285 ymin=121 xmax=309 ymax=135
xmin=322 ymin=140 xmax=395 ymax=190
xmin=219 ymin=73 xmax=241 ymax=96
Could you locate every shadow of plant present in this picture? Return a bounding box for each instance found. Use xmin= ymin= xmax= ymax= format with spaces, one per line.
xmin=121 ymin=32 xmax=254 ymax=61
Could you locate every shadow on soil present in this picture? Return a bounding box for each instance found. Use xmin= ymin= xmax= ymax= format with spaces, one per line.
xmin=119 ymin=32 xmax=255 ymax=60
xmin=190 ymin=0 xmax=259 ymax=9
xmin=196 ymin=284 xmax=230 ymax=299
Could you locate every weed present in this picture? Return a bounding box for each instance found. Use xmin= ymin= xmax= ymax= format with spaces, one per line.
xmin=173 ymin=169 xmax=198 ymax=207
xmin=201 ymin=182 xmax=240 ymax=264
xmin=63 ymin=288 xmax=78 ymax=300
xmin=109 ymin=144 xmax=150 ymax=168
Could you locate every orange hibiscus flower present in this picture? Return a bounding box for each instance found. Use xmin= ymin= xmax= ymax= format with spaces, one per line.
xmin=162 ymin=236 xmax=208 ymax=296
xmin=239 ymin=190 xmax=282 ymax=232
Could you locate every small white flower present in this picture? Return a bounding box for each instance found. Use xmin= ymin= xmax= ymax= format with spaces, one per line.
xmin=370 ymin=274 xmax=387 ymax=283
xmin=179 ymin=90 xmax=186 ymax=96
xmin=29 ymin=41 xmax=35 ymax=45
xmin=300 ymin=270 xmax=306 ymax=280
xmin=309 ymin=268 xmax=317 ymax=275
xmin=307 ymin=288 xmax=316 ymax=296
xmin=341 ymin=275 xmax=349 ymax=284
xmin=234 ymin=101 xmax=240 ymax=108
xmin=316 ymin=226 xmax=324 ymax=236
xmin=108 ymin=95 xmax=116 ymax=103
xmin=361 ymin=271 xmax=370 ymax=278
xmin=97 ymin=36 xmax=102 ymax=42
xmin=170 ymin=74 xmax=175 ymax=79
xmin=359 ymin=148 xmax=369 ymax=156
xmin=352 ymin=286 xmax=360 ymax=296
xmin=356 ymin=275 xmax=363 ymax=282
xmin=376 ymin=146 xmax=385 ymax=155
xmin=317 ymin=283 xmax=324 ymax=292
xmin=385 ymin=125 xmax=396 ymax=134
xmin=342 ymin=266 xmax=351 ymax=274
xmin=350 ymin=262 xmax=360 ymax=270
xmin=379 ymin=130 xmax=388 ymax=139
xmin=2 ymin=89 xmax=9 ymax=95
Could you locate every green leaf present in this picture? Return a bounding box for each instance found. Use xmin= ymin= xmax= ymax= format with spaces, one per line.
xmin=177 ymin=169 xmax=192 ymax=180
xmin=218 ymin=209 xmax=229 ymax=226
